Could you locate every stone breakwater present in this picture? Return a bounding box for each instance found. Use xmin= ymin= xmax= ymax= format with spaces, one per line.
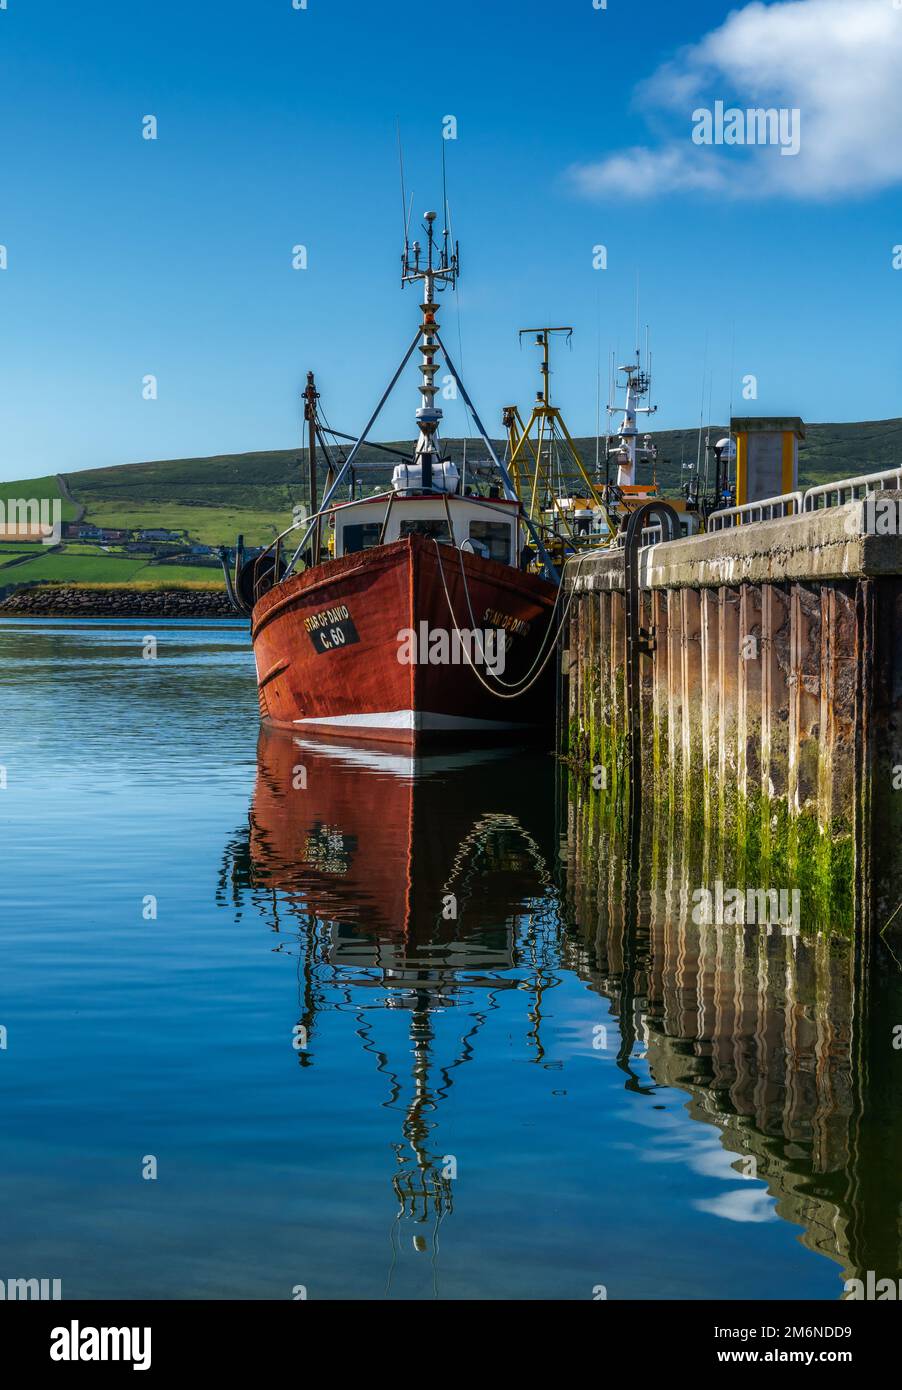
xmin=0 ymin=585 xmax=238 ymax=618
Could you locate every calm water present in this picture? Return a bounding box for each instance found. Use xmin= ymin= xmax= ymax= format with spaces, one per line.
xmin=0 ymin=618 xmax=899 ymax=1300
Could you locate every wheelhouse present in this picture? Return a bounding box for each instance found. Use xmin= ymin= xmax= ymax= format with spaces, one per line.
xmin=332 ymin=493 xmax=523 ymax=568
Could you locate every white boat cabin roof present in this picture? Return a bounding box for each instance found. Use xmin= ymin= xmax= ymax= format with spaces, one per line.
xmin=330 ymin=493 xmax=523 ymax=567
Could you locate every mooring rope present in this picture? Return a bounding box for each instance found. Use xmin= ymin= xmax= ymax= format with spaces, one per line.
xmin=440 ymin=492 xmax=598 ymax=688
xmin=431 ymin=531 xmax=595 ymax=700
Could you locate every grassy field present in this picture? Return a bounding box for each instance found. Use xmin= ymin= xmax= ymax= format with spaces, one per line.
xmin=1 ymin=551 xmax=149 ymax=584
xmin=23 ymin=418 xmax=902 ymax=537
xmin=78 ymin=502 xmax=291 ymax=547
xmin=63 ymin=449 xmax=307 ymax=546
xmin=133 ymin=565 xmax=221 ymax=588
xmin=0 ymin=546 xmax=49 ymax=565
xmin=0 ymin=541 xmax=223 ymax=587
xmin=41 ymin=578 xmax=224 ymax=592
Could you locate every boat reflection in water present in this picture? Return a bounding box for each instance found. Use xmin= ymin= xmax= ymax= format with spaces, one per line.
xmin=219 ymin=729 xmax=902 ymax=1296
xmin=219 ymin=727 xmax=561 ymax=1277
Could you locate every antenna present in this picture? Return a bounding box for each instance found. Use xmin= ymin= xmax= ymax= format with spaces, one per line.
xmin=396 ymin=121 xmax=407 ymax=237
xmin=397 ymin=121 xmax=413 ymax=277
xmin=605 ymin=347 xmax=615 ymax=490
xmin=403 ymin=203 xmax=459 ymax=290
xmin=727 ymin=320 xmax=736 ymax=495
xmin=696 ymin=331 xmax=709 ymax=475
xmin=441 ymin=137 xmax=451 ymax=269
xmin=595 ymin=293 xmax=602 ymax=477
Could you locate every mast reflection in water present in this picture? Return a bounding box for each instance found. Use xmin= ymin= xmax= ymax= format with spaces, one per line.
xmin=219 ymin=730 xmax=562 ymax=1290
xmin=218 ymin=727 xmax=902 ymax=1298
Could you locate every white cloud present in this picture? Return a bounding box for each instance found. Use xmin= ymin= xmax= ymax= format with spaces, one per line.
xmin=694 ymin=1188 xmax=778 ymax=1223
xmin=568 ymin=0 xmax=902 ymax=200
xmin=570 ymin=145 xmax=728 ymax=197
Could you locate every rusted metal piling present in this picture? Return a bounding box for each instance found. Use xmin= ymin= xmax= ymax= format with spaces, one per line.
xmin=562 ymin=494 xmax=902 ymax=927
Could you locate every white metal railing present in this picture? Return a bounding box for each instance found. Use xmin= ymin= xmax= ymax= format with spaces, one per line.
xmin=802 ymin=466 xmax=902 ymax=511
xmin=706 ymin=466 xmax=902 ymax=534
xmin=708 ymin=492 xmax=803 ymax=533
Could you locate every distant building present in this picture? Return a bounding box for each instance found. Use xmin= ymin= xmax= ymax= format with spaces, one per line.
xmin=62 ymin=523 xmax=132 ymax=542
xmin=138 ymin=528 xmax=182 ymax=542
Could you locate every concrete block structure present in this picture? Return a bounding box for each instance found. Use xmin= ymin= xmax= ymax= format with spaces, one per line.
xmin=733 ymin=415 xmax=804 ymax=505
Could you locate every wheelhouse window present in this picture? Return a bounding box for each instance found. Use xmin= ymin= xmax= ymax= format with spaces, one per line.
xmin=468 ymin=520 xmax=512 ymax=565
xmin=398 ymin=519 xmax=451 ymax=543
xmin=341 ymin=522 xmax=382 ymax=555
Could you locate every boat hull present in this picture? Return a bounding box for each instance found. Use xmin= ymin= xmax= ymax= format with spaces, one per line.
xmin=250 ymin=535 xmax=558 ymax=745
xmin=240 ymin=725 xmax=556 ymax=936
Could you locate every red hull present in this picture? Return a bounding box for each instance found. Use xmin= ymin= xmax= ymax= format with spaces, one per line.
xmin=243 ymin=726 xmax=555 ymax=937
xmin=251 ymin=535 xmax=558 ymax=745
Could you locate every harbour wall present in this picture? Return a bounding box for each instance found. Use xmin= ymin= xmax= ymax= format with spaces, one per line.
xmin=561 ymin=497 xmax=902 ymax=928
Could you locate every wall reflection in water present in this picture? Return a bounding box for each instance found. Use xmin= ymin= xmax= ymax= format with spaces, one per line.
xmin=565 ymin=783 xmax=902 ymax=1287
xmin=219 ymin=728 xmax=902 ymax=1293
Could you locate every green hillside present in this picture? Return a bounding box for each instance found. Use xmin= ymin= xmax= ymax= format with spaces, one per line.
xmin=1 ymin=418 xmax=900 ymax=592
xmin=577 ymin=418 xmax=902 ymax=493
xmin=61 ymin=449 xmax=309 ymax=546
xmin=62 ymin=415 xmax=902 ymax=531
xmin=0 ymin=474 xmax=79 ymax=523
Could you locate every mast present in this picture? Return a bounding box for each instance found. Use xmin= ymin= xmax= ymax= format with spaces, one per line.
xmin=303 ymin=371 xmax=321 ymax=564
xmin=609 ymin=349 xmax=657 ymax=489
xmin=286 ymin=197 xmax=558 ymax=580
xmin=402 ymin=209 xmax=459 ymax=491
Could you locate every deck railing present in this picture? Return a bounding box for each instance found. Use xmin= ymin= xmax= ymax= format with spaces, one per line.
xmin=250 ymin=490 xmax=399 ymax=605
xmin=706 ymin=467 xmax=902 ymax=535
xmin=802 ymin=466 xmax=902 ymax=511
xmin=708 ymin=492 xmax=803 ymax=533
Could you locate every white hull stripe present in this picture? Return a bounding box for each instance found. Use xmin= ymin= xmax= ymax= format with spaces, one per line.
xmin=292 ymin=709 xmax=532 ymax=732
xmin=292 ymin=738 xmax=517 ymax=778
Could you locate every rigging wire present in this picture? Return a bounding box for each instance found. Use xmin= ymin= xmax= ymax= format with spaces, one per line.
xmin=431 ymin=525 xmax=598 ymax=699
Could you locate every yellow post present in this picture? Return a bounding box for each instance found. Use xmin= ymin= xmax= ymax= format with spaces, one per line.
xmin=781 ymin=431 xmax=796 ymax=500
xmin=735 ymin=431 xmax=749 ymax=506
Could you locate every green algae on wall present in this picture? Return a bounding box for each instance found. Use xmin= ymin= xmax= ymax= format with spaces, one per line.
xmin=563 ymin=581 xmax=861 ymax=937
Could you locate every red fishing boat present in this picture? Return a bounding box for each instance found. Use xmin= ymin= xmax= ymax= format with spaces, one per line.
xmin=224 ymin=209 xmax=560 ymax=745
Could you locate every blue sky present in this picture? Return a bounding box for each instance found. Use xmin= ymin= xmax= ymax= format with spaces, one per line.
xmin=1 ymin=0 xmax=900 ymax=482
